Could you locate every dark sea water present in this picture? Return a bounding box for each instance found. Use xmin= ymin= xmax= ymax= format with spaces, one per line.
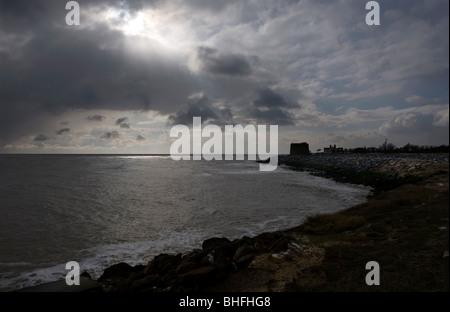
xmin=0 ymin=155 xmax=370 ymax=291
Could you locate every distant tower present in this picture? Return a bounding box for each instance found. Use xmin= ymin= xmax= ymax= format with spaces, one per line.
xmin=290 ymin=142 xmax=310 ymax=155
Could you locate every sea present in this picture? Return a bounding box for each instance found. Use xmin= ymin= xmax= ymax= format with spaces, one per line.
xmin=0 ymin=154 xmax=370 ymax=291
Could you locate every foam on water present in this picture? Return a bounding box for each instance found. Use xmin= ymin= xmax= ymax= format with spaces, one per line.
xmin=0 ymin=263 xmax=67 ymax=291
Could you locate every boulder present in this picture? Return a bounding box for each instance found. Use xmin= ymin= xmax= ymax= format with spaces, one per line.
xmin=202 ymin=237 xmax=231 ymax=250
xmin=130 ymin=274 xmax=162 ymax=292
xmin=99 ymin=262 xmax=139 ymax=282
xmin=233 ymin=244 xmax=254 ymax=262
xmin=175 ymin=261 xmax=200 ymax=275
xmin=144 ymin=253 xmax=182 ymax=275
xmin=235 ymin=254 xmax=255 ymax=268
xmin=177 ymin=266 xmax=217 ymax=286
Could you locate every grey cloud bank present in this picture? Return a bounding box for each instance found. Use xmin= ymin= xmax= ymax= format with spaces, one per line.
xmin=0 ymin=0 xmax=448 ymax=153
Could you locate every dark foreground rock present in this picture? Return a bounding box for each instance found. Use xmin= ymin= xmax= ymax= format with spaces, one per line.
xmin=94 ymin=229 xmax=301 ymax=292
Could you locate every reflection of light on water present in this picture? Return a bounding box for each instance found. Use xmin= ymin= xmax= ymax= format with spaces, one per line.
xmin=115 ymin=155 xmax=171 ymax=160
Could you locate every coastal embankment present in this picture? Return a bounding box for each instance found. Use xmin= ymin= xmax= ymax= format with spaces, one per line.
xmin=279 ymin=153 xmax=448 ymax=196
xmin=19 ymin=153 xmax=449 ymax=292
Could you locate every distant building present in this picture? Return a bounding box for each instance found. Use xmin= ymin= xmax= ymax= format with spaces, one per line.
xmin=290 ymin=142 xmax=310 ymax=155
xmin=323 ymin=144 xmax=344 ymax=153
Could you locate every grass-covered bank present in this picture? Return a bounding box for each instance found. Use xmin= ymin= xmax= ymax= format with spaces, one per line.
xmin=287 ymin=170 xmax=448 ymax=291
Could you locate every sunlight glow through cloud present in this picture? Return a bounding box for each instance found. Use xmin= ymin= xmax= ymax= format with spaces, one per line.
xmin=104 ymin=7 xmax=190 ymax=52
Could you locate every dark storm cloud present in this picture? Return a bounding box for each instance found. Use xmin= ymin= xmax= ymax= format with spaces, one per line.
xmin=88 ymin=115 xmax=105 ymax=121
xmin=56 ymin=128 xmax=70 ymax=135
xmin=100 ymin=131 xmax=119 ymax=140
xmin=0 ymin=0 xmax=51 ymax=32
xmin=250 ymin=107 xmax=296 ymax=126
xmin=115 ymin=117 xmax=129 ymax=125
xmin=196 ymin=46 xmax=253 ymax=77
xmin=136 ymin=135 xmax=146 ymax=141
xmin=0 ymin=0 xmax=200 ymax=146
xmin=0 ymin=22 xmax=197 ymax=113
xmin=168 ymin=95 xmax=233 ymax=126
xmin=248 ymin=88 xmax=299 ymax=125
xmin=4 ymin=25 xmax=140 ymax=112
xmin=0 ymin=0 xmax=106 ymax=33
xmin=34 ymin=134 xmax=50 ymax=141
xmin=253 ymin=87 xmax=298 ymax=109
xmin=182 ymin=0 xmax=240 ymax=12
xmin=116 ymin=117 xmax=130 ymax=129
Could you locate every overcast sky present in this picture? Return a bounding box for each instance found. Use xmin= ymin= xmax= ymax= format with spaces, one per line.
xmin=0 ymin=0 xmax=448 ymax=154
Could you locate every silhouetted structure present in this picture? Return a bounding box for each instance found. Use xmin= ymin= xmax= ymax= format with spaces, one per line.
xmin=290 ymin=142 xmax=310 ymax=155
xmin=324 ymin=144 xmax=344 ymax=153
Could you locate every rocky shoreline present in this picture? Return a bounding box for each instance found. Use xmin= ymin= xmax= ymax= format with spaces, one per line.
xmin=17 ymin=153 xmax=450 ymax=292
xmin=279 ymin=153 xmax=449 ymax=196
xmin=280 ymin=153 xmax=448 ymax=173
